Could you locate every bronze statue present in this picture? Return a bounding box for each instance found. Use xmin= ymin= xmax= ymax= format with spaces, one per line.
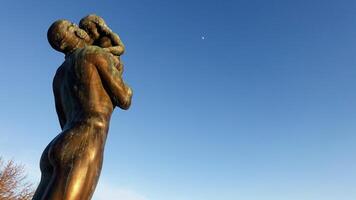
xmin=32 ymin=15 xmax=132 ymax=200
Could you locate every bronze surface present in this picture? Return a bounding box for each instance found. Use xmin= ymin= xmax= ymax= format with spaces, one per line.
xmin=32 ymin=15 xmax=132 ymax=200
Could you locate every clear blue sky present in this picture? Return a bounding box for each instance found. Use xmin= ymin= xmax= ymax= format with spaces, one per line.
xmin=1 ymin=0 xmax=356 ymax=199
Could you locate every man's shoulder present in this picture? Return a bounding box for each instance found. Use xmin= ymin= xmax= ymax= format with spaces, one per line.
xmin=70 ymin=46 xmax=111 ymax=66
xmin=78 ymin=46 xmax=109 ymax=56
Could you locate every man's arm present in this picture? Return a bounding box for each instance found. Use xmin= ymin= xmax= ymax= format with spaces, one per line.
xmin=92 ymin=52 xmax=132 ymax=110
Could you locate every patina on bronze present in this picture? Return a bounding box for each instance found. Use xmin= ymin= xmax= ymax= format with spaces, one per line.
xmin=32 ymin=15 xmax=132 ymax=200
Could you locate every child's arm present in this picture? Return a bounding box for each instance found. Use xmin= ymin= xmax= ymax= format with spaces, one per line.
xmin=104 ymin=46 xmax=124 ymax=56
xmin=98 ymin=23 xmax=125 ymax=56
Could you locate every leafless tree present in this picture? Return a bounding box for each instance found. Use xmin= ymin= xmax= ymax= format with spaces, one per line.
xmin=0 ymin=158 xmax=34 ymax=200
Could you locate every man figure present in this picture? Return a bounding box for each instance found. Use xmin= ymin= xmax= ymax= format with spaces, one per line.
xmin=32 ymin=19 xmax=132 ymax=200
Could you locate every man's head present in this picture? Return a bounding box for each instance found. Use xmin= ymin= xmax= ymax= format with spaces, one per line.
xmin=47 ymin=19 xmax=91 ymax=54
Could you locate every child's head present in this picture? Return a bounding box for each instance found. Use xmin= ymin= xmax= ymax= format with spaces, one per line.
xmin=79 ymin=14 xmax=107 ymax=41
xmin=79 ymin=14 xmax=125 ymax=56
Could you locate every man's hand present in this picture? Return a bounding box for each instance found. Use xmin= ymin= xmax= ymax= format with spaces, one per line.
xmin=102 ymin=50 xmax=124 ymax=75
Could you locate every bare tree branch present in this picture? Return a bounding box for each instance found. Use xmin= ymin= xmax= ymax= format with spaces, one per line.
xmin=0 ymin=157 xmax=34 ymax=200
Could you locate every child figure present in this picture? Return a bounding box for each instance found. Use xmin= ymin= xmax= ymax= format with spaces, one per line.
xmin=79 ymin=14 xmax=125 ymax=73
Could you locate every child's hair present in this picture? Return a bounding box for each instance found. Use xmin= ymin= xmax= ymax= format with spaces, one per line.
xmin=79 ymin=14 xmax=107 ymax=41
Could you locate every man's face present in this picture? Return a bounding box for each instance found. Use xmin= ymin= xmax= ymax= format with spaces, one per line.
xmin=60 ymin=22 xmax=91 ymax=52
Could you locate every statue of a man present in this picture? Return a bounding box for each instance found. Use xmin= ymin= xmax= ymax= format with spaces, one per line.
xmin=32 ymin=16 xmax=132 ymax=200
